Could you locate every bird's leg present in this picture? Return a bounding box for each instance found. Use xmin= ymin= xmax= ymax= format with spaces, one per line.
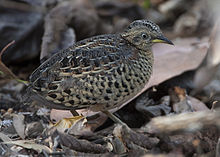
xmin=102 ymin=110 xmax=127 ymax=126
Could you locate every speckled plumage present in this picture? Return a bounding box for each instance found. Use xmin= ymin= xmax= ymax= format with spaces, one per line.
xmin=29 ymin=20 xmax=172 ymax=112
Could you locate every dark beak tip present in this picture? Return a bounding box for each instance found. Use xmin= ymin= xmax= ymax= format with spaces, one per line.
xmin=161 ymin=36 xmax=174 ymax=45
xmin=152 ymin=35 xmax=174 ymax=45
xmin=168 ymin=41 xmax=174 ymax=45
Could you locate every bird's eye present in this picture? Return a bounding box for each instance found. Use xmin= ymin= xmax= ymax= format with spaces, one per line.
xmin=142 ymin=33 xmax=147 ymax=39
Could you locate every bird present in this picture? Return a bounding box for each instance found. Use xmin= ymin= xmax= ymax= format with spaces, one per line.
xmin=28 ymin=20 xmax=173 ymax=124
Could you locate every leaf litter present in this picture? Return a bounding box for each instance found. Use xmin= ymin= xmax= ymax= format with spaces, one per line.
xmin=0 ymin=0 xmax=219 ymax=156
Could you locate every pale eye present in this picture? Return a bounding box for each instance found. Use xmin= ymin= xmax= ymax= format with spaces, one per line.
xmin=142 ymin=33 xmax=148 ymax=39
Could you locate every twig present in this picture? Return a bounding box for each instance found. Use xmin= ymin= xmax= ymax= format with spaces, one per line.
xmin=0 ymin=41 xmax=28 ymax=86
xmin=0 ymin=40 xmax=15 ymax=59
xmin=0 ymin=40 xmax=18 ymax=79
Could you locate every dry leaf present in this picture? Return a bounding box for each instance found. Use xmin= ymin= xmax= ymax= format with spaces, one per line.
xmin=106 ymin=136 xmax=126 ymax=154
xmin=3 ymin=140 xmax=52 ymax=153
xmin=113 ymin=124 xmax=159 ymax=150
xmin=0 ymin=132 xmax=12 ymax=143
xmin=25 ymin=122 xmax=44 ymax=138
xmin=68 ymin=117 xmax=92 ymax=136
xmin=187 ymin=96 xmax=209 ymax=111
xmin=53 ymin=116 xmax=85 ymax=133
xmin=52 ymin=131 xmax=108 ymax=153
xmin=50 ymin=109 xmax=73 ymax=123
xmin=13 ymin=114 xmax=25 ymax=139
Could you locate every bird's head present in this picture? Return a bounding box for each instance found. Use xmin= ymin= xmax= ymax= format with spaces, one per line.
xmin=121 ymin=20 xmax=173 ymax=51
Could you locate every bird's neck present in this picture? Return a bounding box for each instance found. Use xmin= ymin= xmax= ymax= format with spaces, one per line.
xmin=139 ymin=48 xmax=154 ymax=64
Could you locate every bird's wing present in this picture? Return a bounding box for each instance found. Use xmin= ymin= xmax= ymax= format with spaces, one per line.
xmin=29 ymin=34 xmax=138 ymax=109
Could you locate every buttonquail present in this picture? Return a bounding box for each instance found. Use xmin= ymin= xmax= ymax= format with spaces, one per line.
xmin=28 ymin=20 xmax=173 ymax=123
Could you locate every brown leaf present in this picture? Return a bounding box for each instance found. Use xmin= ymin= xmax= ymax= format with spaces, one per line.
xmin=52 ymin=130 xmax=108 ymax=153
xmin=68 ymin=117 xmax=93 ymax=137
xmin=50 ymin=109 xmax=73 ymax=123
xmin=52 ymin=115 xmax=85 ymax=134
xmin=150 ymin=38 xmax=208 ymax=88
xmin=113 ymin=124 xmax=159 ymax=150
xmin=50 ymin=109 xmax=108 ymax=132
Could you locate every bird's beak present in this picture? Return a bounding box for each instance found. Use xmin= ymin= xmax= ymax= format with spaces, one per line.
xmin=152 ymin=35 xmax=174 ymax=45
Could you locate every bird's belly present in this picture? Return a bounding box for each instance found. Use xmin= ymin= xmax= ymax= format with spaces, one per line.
xmin=96 ymin=62 xmax=152 ymax=110
xmin=43 ymin=62 xmax=152 ymax=111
